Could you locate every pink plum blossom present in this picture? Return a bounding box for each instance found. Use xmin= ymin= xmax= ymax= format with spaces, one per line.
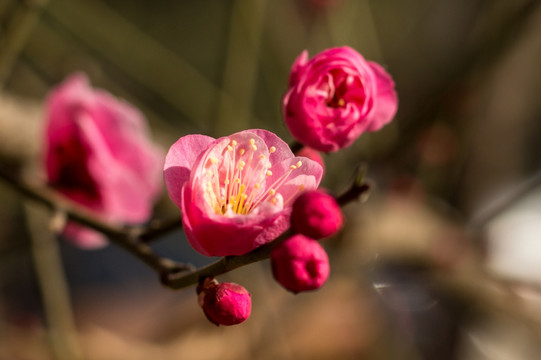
xmin=197 ymin=279 xmax=251 ymax=326
xmin=291 ymin=189 xmax=343 ymax=239
xmin=271 ymin=234 xmax=330 ymax=293
xmin=44 ymin=73 xmax=164 ymax=248
xmin=164 ymin=129 xmax=323 ymax=257
xmin=283 ymin=46 xmax=398 ymax=152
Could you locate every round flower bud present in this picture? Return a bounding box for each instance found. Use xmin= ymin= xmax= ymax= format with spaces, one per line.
xmin=198 ymin=280 xmax=251 ymax=326
xmin=291 ymin=189 xmax=343 ymax=239
xmin=271 ymin=234 xmax=330 ymax=293
xmin=295 ymin=146 xmax=325 ymax=172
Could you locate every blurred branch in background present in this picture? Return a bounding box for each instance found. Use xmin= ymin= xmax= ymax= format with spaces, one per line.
xmin=215 ymin=0 xmax=266 ymax=135
xmin=0 ymin=0 xmax=47 ymax=87
xmin=25 ymin=203 xmax=83 ymax=360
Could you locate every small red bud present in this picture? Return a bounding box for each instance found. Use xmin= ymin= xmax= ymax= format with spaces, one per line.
xmin=271 ymin=234 xmax=330 ymax=293
xmin=197 ymin=279 xmax=251 ymax=326
xmin=295 ymin=146 xmax=325 ymax=171
xmin=291 ymin=189 xmax=343 ymax=239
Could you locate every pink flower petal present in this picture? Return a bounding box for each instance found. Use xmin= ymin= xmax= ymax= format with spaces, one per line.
xmin=365 ymin=61 xmax=398 ymax=131
xmin=288 ymin=50 xmax=309 ymax=87
xmin=164 ymin=134 xmax=215 ymax=208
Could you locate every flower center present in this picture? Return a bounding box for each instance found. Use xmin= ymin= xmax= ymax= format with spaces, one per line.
xmin=201 ymin=137 xmax=302 ymax=216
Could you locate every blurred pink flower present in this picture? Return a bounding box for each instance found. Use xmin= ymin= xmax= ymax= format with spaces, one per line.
xmin=44 ymin=73 xmax=164 ymax=248
xmin=164 ymin=129 xmax=323 ymax=256
xmin=271 ymin=234 xmax=330 ymax=293
xmin=283 ymin=46 xmax=398 ymax=152
xmin=198 ymin=279 xmax=251 ymax=326
xmin=291 ymin=189 xmax=343 ymax=239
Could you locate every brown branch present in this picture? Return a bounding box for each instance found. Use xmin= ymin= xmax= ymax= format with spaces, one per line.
xmin=0 ymin=166 xmax=193 ymax=273
xmin=162 ymin=230 xmax=292 ymax=289
xmin=0 ymin=164 xmax=371 ymax=290
xmin=161 ymin=171 xmax=372 ymax=289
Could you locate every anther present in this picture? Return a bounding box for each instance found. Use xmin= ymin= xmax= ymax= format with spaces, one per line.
xmin=269 ymin=146 xmax=276 ymax=153
xmin=266 ymin=170 xmax=272 ymax=176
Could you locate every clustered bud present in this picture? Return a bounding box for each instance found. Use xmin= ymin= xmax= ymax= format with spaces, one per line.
xmin=291 ymin=189 xmax=343 ymax=239
xmin=197 ymin=278 xmax=251 ymax=326
xmin=271 ymin=234 xmax=330 ymax=293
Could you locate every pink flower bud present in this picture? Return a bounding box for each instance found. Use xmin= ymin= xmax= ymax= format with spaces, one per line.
xmin=198 ymin=279 xmax=251 ymax=326
xmin=271 ymin=234 xmax=330 ymax=293
xmin=295 ymin=146 xmax=324 ymax=171
xmin=291 ymin=190 xmax=343 ymax=239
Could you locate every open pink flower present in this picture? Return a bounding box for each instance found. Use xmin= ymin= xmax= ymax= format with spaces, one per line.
xmin=164 ymin=129 xmax=323 ymax=256
xmin=283 ymin=46 xmax=398 ymax=152
xmin=44 ymin=73 xmax=164 ymax=248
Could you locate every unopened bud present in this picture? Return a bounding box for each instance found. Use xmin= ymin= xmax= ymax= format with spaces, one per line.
xmin=271 ymin=234 xmax=330 ymax=293
xmin=291 ymin=189 xmax=343 ymax=239
xmin=197 ymin=278 xmax=251 ymax=326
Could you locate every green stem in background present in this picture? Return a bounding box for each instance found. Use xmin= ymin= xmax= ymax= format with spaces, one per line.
xmin=26 ymin=204 xmax=83 ymax=360
xmin=0 ymin=0 xmax=48 ymax=87
xmin=214 ymin=0 xmax=267 ymax=135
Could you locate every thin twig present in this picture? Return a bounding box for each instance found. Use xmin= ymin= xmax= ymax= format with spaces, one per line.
xmin=0 ymin=167 xmax=192 ymax=274
xmin=0 ymin=164 xmax=370 ymax=290
xmin=0 ymin=0 xmax=48 ymax=87
xmin=161 ymin=176 xmax=372 ymax=289
xmin=469 ymin=168 xmax=541 ymax=231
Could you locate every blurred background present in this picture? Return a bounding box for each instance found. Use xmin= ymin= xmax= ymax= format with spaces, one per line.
xmin=1 ymin=0 xmax=541 ymax=359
